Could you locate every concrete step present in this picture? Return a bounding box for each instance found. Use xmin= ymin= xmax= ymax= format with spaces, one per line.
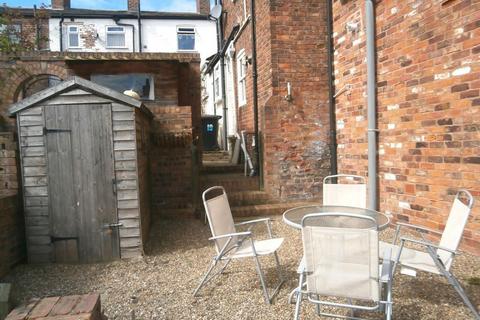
xmin=201 ymin=173 xmax=259 ymax=192
xmin=230 ymin=201 xmax=320 ymax=217
xmin=227 ymin=190 xmax=273 ymax=206
xmin=202 ymin=151 xmax=230 ymax=161
xmin=201 ymin=163 xmax=243 ymax=174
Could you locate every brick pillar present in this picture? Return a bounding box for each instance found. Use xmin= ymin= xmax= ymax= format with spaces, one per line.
xmin=51 ymin=0 xmax=70 ymax=10
xmin=196 ymin=0 xmax=210 ymax=15
xmin=128 ymin=0 xmax=140 ymax=11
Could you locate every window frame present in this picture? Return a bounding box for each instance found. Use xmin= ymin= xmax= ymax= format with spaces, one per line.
xmin=177 ymin=26 xmax=196 ymax=51
xmin=105 ymin=25 xmax=127 ymax=49
xmin=67 ymin=25 xmax=81 ymax=49
xmin=0 ymin=23 xmax=22 ymax=44
xmin=91 ymin=73 xmax=155 ymax=101
xmin=214 ymin=64 xmax=221 ymax=102
xmin=236 ymin=49 xmax=247 ymax=107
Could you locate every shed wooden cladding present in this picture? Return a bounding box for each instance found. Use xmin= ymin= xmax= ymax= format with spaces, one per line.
xmin=9 ymin=76 xmax=152 ymax=263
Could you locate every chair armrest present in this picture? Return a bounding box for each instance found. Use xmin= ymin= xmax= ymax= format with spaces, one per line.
xmin=396 ymin=222 xmax=443 ymax=235
xmin=399 ymin=237 xmax=457 ymax=255
xmin=234 ymin=217 xmax=271 ymax=226
xmin=208 ymin=231 xmax=252 ymax=241
xmin=235 ymin=218 xmax=274 ymax=238
xmin=380 ymin=248 xmax=393 ymax=282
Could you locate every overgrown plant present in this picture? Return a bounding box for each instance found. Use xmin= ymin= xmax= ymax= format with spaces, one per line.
xmin=0 ymin=3 xmax=49 ymax=54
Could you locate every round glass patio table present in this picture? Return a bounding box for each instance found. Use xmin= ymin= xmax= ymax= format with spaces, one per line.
xmin=283 ymin=205 xmax=390 ymax=230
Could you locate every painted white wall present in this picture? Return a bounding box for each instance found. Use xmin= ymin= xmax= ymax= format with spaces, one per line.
xmin=202 ymin=49 xmax=240 ymax=150
xmin=48 ymin=18 xmax=217 ymax=64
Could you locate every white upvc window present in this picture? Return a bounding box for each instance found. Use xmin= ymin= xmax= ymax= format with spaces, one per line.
xmin=214 ymin=64 xmax=221 ymax=101
xmin=67 ymin=25 xmax=80 ymax=48
xmin=106 ymin=26 xmax=126 ymax=48
xmin=177 ymin=26 xmax=196 ymax=51
xmin=237 ymin=49 xmax=247 ymax=106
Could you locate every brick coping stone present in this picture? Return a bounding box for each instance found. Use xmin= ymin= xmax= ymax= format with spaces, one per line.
xmin=6 ymin=294 xmax=105 ymax=320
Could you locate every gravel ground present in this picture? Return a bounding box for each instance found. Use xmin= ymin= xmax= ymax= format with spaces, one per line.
xmin=4 ymin=216 xmax=480 ymax=319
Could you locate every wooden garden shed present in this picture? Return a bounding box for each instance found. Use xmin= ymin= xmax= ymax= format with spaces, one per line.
xmin=9 ymin=76 xmax=152 ymax=263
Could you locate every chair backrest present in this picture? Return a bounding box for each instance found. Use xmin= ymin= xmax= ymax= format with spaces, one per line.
xmin=323 ymin=174 xmax=367 ymax=208
xmin=437 ymin=189 xmax=474 ymax=270
xmin=302 ymin=213 xmax=379 ymax=301
xmin=203 ymin=186 xmax=237 ymax=255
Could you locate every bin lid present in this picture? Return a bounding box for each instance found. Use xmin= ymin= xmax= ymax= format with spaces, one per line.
xmin=201 ymin=115 xmax=222 ymax=120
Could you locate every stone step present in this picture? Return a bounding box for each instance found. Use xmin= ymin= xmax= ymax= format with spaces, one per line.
xmin=201 ymin=163 xmax=243 ymax=174
xmin=230 ymin=201 xmax=320 ymax=217
xmin=201 ymin=174 xmax=260 ymax=192
xmin=227 ymin=190 xmax=273 ymax=206
xmin=202 ymin=151 xmax=230 ymax=161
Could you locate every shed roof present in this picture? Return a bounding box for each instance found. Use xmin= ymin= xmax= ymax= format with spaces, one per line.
xmin=9 ymin=76 xmax=152 ymax=117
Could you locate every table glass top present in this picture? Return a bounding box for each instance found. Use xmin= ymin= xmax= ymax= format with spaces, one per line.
xmin=283 ymin=205 xmax=390 ymax=230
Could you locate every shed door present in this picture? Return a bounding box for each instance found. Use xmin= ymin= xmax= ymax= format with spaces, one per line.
xmin=46 ymin=104 xmax=119 ymax=263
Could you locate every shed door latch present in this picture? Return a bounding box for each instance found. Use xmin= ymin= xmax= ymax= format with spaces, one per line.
xmin=44 ymin=127 xmax=72 ymax=134
xmin=103 ymin=222 xmax=123 ymax=229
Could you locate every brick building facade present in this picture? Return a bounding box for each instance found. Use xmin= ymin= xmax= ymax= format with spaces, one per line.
xmin=332 ymin=0 xmax=480 ymax=254
xmin=0 ymin=51 xmax=201 ymax=219
xmin=218 ymin=0 xmax=332 ymax=200
xmin=214 ymin=0 xmax=479 ymax=254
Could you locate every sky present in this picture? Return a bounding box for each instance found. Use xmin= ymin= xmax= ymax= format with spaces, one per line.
xmin=0 ymin=0 xmax=212 ymax=12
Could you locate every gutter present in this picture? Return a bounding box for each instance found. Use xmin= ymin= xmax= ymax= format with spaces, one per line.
xmin=366 ymin=0 xmax=378 ymax=210
xmin=113 ymin=17 xmax=135 ymax=52
xmin=326 ymin=0 xmax=337 ymax=176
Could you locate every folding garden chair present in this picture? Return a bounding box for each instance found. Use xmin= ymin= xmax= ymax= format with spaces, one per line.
xmin=323 ymin=174 xmax=367 ymax=208
xmin=292 ymin=213 xmax=393 ymax=320
xmin=193 ymin=186 xmax=285 ymax=304
xmin=380 ymin=189 xmax=479 ymax=319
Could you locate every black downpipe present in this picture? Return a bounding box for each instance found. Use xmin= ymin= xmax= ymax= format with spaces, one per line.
xmin=218 ymin=1 xmax=228 ymax=150
xmin=326 ymin=0 xmax=337 ymax=176
xmin=250 ymin=0 xmax=261 ymax=181
xmin=33 ymin=5 xmax=39 ymax=50
xmin=114 ymin=17 xmax=135 ymax=52
xmin=137 ymin=1 xmax=142 ymax=52
xmin=59 ymin=16 xmax=64 ymax=52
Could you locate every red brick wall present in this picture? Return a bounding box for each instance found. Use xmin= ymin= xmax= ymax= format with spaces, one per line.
xmin=149 ymin=106 xmax=194 ymax=216
xmin=221 ymin=0 xmax=332 ymax=200
xmin=262 ymin=0 xmax=331 ymax=200
xmin=332 ymin=0 xmax=480 ymax=254
xmin=0 ymin=194 xmax=25 ymax=278
xmin=0 ymin=133 xmax=18 ymax=195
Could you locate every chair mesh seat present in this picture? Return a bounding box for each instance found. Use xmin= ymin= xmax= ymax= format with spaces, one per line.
xmin=228 ymin=238 xmax=284 ymax=259
xmin=380 ymin=241 xmax=442 ymax=275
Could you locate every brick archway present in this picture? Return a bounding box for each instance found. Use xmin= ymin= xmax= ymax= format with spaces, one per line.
xmin=0 ymin=59 xmax=69 ymax=126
